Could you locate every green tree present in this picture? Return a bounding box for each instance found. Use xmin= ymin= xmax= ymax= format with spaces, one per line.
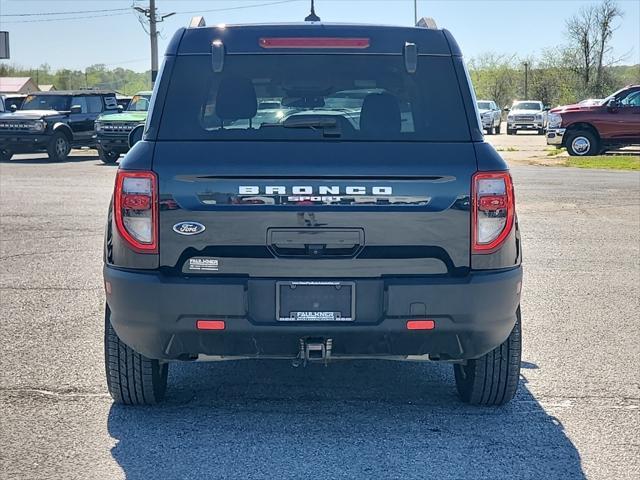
xmin=467 ymin=53 xmax=519 ymax=109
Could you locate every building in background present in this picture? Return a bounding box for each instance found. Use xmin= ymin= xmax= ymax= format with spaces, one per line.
xmin=38 ymin=84 xmax=56 ymax=92
xmin=0 ymin=77 xmax=39 ymax=94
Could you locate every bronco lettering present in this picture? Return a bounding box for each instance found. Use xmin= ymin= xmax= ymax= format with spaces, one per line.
xmin=239 ymin=186 xmax=393 ymax=195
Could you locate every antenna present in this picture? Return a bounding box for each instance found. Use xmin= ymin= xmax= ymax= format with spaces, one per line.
xmin=305 ymin=0 xmax=321 ymax=22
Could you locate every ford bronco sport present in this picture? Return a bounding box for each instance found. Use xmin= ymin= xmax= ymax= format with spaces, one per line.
xmin=103 ymin=18 xmax=523 ymax=406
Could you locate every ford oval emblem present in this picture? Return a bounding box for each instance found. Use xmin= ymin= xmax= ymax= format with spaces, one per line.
xmin=173 ymin=222 xmax=206 ymax=236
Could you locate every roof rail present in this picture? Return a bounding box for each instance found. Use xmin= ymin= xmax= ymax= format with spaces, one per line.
xmin=416 ymin=17 xmax=438 ymax=29
xmin=189 ymin=16 xmax=206 ymax=28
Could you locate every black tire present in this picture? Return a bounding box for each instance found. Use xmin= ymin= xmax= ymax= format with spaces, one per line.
xmin=454 ymin=308 xmax=522 ymax=406
xmin=537 ymin=128 xmax=545 ymax=135
xmin=104 ymin=305 xmax=168 ymax=405
xmin=46 ymin=132 xmax=71 ymax=161
xmin=0 ymin=148 xmax=13 ymax=162
xmin=507 ymin=128 xmax=514 ymax=135
xmin=566 ymin=129 xmax=599 ymax=156
xmin=487 ymin=126 xmax=495 ymax=135
xmin=495 ymin=124 xmax=501 ymax=134
xmin=98 ymin=146 xmax=120 ymax=164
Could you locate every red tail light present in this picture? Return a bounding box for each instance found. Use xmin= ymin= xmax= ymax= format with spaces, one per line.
xmin=196 ymin=320 xmax=225 ymax=330
xmin=472 ymin=172 xmax=515 ymax=254
xmin=406 ymin=320 xmax=435 ymax=330
xmin=259 ymin=37 xmax=370 ymax=49
xmin=114 ymin=170 xmax=158 ymax=253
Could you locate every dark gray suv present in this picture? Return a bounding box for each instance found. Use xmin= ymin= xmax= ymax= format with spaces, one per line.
xmin=103 ymin=18 xmax=523 ymax=406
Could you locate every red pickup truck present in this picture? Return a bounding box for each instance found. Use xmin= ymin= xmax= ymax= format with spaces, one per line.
xmin=546 ymin=85 xmax=640 ymax=156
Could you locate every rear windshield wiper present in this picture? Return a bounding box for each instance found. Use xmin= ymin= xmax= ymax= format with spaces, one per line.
xmin=263 ymin=115 xmax=341 ymax=137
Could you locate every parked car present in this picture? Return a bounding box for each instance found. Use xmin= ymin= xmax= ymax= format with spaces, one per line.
xmin=94 ymin=91 xmax=152 ymax=164
xmin=547 ymin=85 xmax=640 ymax=156
xmin=477 ymin=100 xmax=501 ymax=134
xmin=0 ymin=90 xmax=118 ymax=161
xmin=103 ymin=17 xmax=523 ymax=406
xmin=505 ymin=100 xmax=548 ymax=135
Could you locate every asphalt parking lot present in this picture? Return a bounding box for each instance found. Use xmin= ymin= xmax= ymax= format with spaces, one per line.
xmin=0 ymin=149 xmax=639 ymax=479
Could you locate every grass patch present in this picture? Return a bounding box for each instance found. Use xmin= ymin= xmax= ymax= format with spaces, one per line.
xmin=496 ymin=147 xmax=519 ymax=152
xmin=564 ymin=155 xmax=640 ymax=170
xmin=546 ymin=147 xmax=565 ymax=157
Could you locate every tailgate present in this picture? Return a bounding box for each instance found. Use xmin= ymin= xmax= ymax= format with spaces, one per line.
xmin=154 ymin=141 xmax=476 ymax=277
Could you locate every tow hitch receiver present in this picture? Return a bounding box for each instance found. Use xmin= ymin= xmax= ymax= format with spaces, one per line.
xmin=293 ymin=338 xmax=333 ymax=366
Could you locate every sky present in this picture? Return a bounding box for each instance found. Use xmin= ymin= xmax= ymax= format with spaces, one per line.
xmin=0 ymin=0 xmax=639 ymax=72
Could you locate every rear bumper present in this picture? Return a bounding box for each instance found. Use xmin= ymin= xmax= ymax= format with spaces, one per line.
xmin=104 ymin=265 xmax=522 ymax=362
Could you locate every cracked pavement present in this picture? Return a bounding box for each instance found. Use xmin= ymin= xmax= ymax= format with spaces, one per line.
xmin=0 ymin=153 xmax=639 ymax=479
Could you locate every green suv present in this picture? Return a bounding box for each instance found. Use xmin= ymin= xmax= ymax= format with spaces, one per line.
xmin=94 ymin=91 xmax=151 ymax=164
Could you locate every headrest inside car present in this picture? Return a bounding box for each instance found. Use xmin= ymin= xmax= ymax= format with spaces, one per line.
xmin=360 ymin=92 xmax=401 ymax=135
xmin=215 ymin=77 xmax=257 ymax=120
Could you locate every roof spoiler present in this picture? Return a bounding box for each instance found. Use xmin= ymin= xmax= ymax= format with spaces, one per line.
xmin=416 ymin=17 xmax=437 ymax=29
xmin=189 ymin=16 xmax=206 ymax=28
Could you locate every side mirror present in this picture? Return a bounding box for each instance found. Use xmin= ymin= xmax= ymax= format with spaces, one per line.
xmin=607 ymin=98 xmax=620 ymax=111
xmin=128 ymin=124 xmax=144 ymax=148
xmin=117 ymin=105 xmax=124 ymax=113
xmin=70 ymin=105 xmax=82 ymax=114
xmin=543 ymin=106 xmax=550 ymax=111
xmin=10 ymin=104 xmax=17 ymax=112
xmin=503 ymin=107 xmax=510 ymax=112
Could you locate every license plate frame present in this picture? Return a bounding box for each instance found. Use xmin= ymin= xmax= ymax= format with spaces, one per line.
xmin=276 ymin=281 xmax=355 ymax=322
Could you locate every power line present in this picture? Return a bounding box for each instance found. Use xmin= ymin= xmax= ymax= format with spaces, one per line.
xmin=175 ymin=0 xmax=303 ymax=15
xmin=1 ymin=0 xmax=303 ymax=25
xmin=0 ymin=7 xmax=131 ymax=17
xmin=2 ymin=12 xmax=132 ymax=24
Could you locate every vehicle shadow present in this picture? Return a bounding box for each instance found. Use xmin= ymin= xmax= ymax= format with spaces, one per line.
xmin=0 ymin=154 xmax=100 ymax=164
xmin=107 ymin=360 xmax=585 ymax=479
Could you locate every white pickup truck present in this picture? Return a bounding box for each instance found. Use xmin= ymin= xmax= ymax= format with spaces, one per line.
xmin=506 ymin=100 xmax=548 ymax=135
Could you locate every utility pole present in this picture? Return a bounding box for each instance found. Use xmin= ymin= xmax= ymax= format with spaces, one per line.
xmin=149 ymin=0 xmax=158 ymax=83
xmin=134 ymin=1 xmax=175 ymax=84
xmin=414 ymin=0 xmax=418 ymax=25
xmin=524 ymin=61 xmax=529 ymax=99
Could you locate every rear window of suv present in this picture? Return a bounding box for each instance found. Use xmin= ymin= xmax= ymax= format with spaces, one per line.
xmin=158 ymin=55 xmax=471 ymax=142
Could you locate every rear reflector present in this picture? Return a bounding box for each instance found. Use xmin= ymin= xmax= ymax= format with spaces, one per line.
xmin=196 ymin=320 xmax=225 ymax=330
xmin=259 ymin=37 xmax=370 ymax=49
xmin=406 ymin=320 xmax=435 ymax=330
xmin=478 ymin=194 xmax=507 ymax=211
xmin=122 ymin=194 xmax=151 ymax=210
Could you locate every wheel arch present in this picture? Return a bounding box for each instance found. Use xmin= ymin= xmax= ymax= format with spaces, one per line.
xmin=52 ymin=123 xmax=73 ymax=141
xmin=564 ymin=122 xmax=600 ymax=146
